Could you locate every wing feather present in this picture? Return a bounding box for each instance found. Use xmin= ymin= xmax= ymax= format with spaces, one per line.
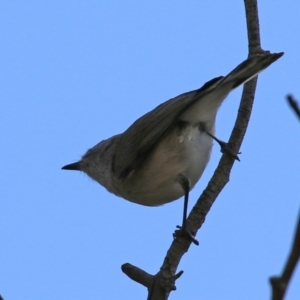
xmin=113 ymin=52 xmax=284 ymax=179
xmin=113 ymin=76 xmax=224 ymax=179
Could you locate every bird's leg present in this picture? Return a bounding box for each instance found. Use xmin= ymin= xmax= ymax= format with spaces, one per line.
xmin=199 ymin=123 xmax=241 ymax=161
xmin=173 ymin=174 xmax=199 ymax=245
xmin=178 ymin=174 xmax=190 ymax=231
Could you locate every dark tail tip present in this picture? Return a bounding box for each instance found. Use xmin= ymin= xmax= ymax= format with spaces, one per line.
xmin=61 ymin=162 xmax=81 ymax=171
xmin=270 ymin=52 xmax=284 ymax=63
xmin=274 ymin=51 xmax=284 ymax=58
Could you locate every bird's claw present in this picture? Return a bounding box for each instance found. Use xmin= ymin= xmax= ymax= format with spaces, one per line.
xmin=218 ymin=141 xmax=241 ymax=161
xmin=173 ymin=225 xmax=199 ymax=246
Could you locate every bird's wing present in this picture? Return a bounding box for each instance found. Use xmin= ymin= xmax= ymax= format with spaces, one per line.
xmin=113 ymin=76 xmax=224 ymax=179
xmin=113 ymin=52 xmax=284 ymax=179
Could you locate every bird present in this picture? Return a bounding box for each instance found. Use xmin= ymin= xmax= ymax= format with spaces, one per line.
xmin=62 ymin=52 xmax=283 ymax=243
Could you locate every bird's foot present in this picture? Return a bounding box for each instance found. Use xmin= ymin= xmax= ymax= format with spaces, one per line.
xmin=217 ymin=140 xmax=241 ymax=161
xmin=202 ymin=127 xmax=241 ymax=161
xmin=173 ymin=225 xmax=199 ymax=246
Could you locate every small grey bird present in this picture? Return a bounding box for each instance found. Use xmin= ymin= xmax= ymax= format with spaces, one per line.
xmin=62 ymin=52 xmax=283 ymax=242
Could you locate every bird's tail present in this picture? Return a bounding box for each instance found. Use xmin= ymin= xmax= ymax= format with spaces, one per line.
xmin=222 ymin=52 xmax=284 ymax=89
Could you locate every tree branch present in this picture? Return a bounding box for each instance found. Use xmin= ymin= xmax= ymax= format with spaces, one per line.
xmin=270 ymin=208 xmax=300 ymax=300
xmin=244 ymin=0 xmax=261 ymax=54
xmin=269 ymin=95 xmax=300 ymax=299
xmin=122 ymin=263 xmax=153 ymax=288
xmin=122 ymin=0 xmax=270 ymax=298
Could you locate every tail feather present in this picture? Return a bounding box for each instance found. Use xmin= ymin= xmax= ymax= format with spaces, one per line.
xmin=223 ymin=52 xmax=284 ymax=89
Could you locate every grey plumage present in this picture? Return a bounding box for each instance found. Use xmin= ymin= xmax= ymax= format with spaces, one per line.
xmin=62 ymin=52 xmax=283 ymax=207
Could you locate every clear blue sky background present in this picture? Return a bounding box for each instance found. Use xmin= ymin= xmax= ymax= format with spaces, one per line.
xmin=1 ymin=1 xmax=299 ymax=299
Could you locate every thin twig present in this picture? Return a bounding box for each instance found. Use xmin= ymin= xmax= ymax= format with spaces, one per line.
xmin=121 ymin=263 xmax=154 ymax=288
xmin=270 ymin=208 xmax=300 ymax=300
xmin=269 ymin=95 xmax=300 ymax=299
xmin=286 ymin=95 xmax=300 ymax=120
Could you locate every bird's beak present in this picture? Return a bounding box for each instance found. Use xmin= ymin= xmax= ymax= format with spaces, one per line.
xmin=61 ymin=162 xmax=81 ymax=171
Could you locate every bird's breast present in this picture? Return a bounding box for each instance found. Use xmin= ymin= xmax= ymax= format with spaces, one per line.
xmin=117 ymin=122 xmax=214 ymax=206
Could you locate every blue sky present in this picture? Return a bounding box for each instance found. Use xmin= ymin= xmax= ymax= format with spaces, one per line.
xmin=1 ymin=1 xmax=299 ymax=299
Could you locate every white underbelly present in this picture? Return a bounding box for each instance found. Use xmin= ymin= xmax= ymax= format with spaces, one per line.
xmin=119 ymin=124 xmax=213 ymax=206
